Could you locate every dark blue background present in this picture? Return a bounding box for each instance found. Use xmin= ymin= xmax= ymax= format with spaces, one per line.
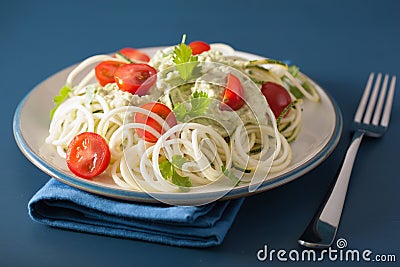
xmin=1 ymin=0 xmax=399 ymax=266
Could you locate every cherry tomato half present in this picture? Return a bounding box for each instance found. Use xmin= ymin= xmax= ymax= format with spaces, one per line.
xmin=261 ymin=82 xmax=292 ymax=118
xmin=116 ymin=47 xmax=151 ymax=63
xmin=114 ymin=63 xmax=157 ymax=95
xmin=220 ymin=73 xmax=245 ymax=111
xmin=189 ymin=41 xmax=211 ymax=55
xmin=134 ymin=102 xmax=178 ymax=143
xmin=66 ymin=132 xmax=111 ymax=179
xmin=95 ymin=61 xmax=126 ymax=86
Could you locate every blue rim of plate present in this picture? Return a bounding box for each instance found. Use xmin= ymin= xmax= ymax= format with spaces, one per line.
xmin=13 ymin=67 xmax=342 ymax=205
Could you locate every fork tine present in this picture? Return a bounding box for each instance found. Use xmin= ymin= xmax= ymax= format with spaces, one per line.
xmin=372 ymin=74 xmax=389 ymax=125
xmin=363 ymin=73 xmax=382 ymax=124
xmin=354 ymin=73 xmax=374 ymax=123
xmin=381 ymin=76 xmax=397 ymax=127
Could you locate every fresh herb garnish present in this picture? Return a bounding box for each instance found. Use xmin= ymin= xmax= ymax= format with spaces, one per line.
xmin=188 ymin=91 xmax=210 ymax=117
xmin=50 ymin=85 xmax=71 ymax=119
xmin=159 ymin=155 xmax=192 ymax=189
xmin=173 ymin=34 xmax=199 ymax=81
xmin=172 ymin=102 xmax=187 ymax=121
xmin=172 ymin=91 xmax=210 ymax=121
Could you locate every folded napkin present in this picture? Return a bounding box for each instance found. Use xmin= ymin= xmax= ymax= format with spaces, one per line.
xmin=28 ymin=178 xmax=244 ymax=248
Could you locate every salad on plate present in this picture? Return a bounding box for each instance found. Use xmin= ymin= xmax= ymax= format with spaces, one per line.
xmin=45 ymin=35 xmax=320 ymax=196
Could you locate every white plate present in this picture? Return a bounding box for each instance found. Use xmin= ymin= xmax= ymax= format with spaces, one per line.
xmin=13 ymin=47 xmax=342 ymax=205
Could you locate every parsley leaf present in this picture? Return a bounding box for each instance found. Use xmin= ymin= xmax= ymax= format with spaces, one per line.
xmin=188 ymin=91 xmax=210 ymax=117
xmin=171 ymin=155 xmax=188 ymax=169
xmin=173 ymin=34 xmax=199 ymax=81
xmin=171 ymin=170 xmax=192 ymax=189
xmin=172 ymin=102 xmax=188 ymax=121
xmin=159 ymin=155 xmax=192 ymax=189
xmin=173 ymin=91 xmax=210 ymax=121
xmin=159 ymin=160 xmax=173 ymax=178
xmin=50 ymin=85 xmax=71 ymax=119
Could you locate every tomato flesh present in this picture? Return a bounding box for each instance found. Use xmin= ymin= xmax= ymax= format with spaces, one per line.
xmin=134 ymin=102 xmax=177 ymax=143
xmin=114 ymin=63 xmax=157 ymax=95
xmin=95 ymin=61 xmax=125 ymax=86
xmin=261 ymin=82 xmax=292 ymax=118
xmin=189 ymin=41 xmax=211 ymax=55
xmin=116 ymin=47 xmax=150 ymax=63
xmin=66 ymin=132 xmax=111 ymax=179
xmin=220 ymin=74 xmax=245 ymax=111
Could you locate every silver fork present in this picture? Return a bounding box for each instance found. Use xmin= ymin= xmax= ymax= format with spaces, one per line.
xmin=298 ymin=72 xmax=397 ymax=248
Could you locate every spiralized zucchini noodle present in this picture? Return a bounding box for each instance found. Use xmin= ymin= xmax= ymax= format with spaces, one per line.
xmin=45 ymin=42 xmax=319 ymax=194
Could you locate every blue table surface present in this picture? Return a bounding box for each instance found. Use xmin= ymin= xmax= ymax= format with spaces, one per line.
xmin=1 ymin=0 xmax=399 ymax=266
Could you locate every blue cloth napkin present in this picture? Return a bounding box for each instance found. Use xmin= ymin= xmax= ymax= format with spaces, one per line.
xmin=28 ymin=178 xmax=244 ymax=248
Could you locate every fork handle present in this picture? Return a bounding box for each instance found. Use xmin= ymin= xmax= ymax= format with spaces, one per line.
xmin=298 ymin=130 xmax=365 ymax=248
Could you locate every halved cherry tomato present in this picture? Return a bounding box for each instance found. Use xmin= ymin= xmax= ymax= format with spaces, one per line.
xmin=189 ymin=41 xmax=211 ymax=55
xmin=116 ymin=47 xmax=150 ymax=63
xmin=261 ymin=82 xmax=292 ymax=118
xmin=95 ymin=61 xmax=126 ymax=86
xmin=134 ymin=102 xmax=178 ymax=143
xmin=220 ymin=74 xmax=245 ymax=111
xmin=66 ymin=132 xmax=111 ymax=179
xmin=114 ymin=63 xmax=157 ymax=95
